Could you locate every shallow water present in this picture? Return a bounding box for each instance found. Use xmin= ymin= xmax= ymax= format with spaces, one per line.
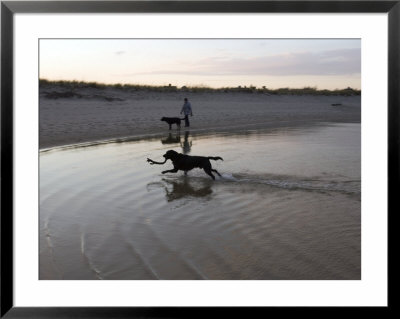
xmin=40 ymin=123 xmax=361 ymax=280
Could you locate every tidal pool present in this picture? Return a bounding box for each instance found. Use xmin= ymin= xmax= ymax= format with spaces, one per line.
xmin=40 ymin=123 xmax=361 ymax=280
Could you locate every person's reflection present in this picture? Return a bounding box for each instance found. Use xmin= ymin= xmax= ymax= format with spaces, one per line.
xmin=161 ymin=132 xmax=181 ymax=145
xmin=147 ymin=177 xmax=213 ymax=202
xmin=180 ymin=131 xmax=192 ymax=154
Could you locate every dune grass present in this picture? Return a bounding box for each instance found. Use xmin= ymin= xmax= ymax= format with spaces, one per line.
xmin=39 ymin=79 xmax=361 ymax=96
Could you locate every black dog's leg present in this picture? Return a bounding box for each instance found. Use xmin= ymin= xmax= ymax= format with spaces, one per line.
xmin=212 ymin=169 xmax=222 ymax=177
xmin=162 ymin=168 xmax=179 ymax=174
xmin=204 ymin=168 xmax=215 ymax=180
xmin=169 ymin=124 xmax=172 ymax=130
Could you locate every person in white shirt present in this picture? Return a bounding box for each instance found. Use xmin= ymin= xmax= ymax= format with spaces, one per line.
xmin=180 ymin=98 xmax=193 ymax=127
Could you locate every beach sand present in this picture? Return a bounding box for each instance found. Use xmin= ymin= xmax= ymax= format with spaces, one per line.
xmin=39 ymin=85 xmax=360 ymax=149
xmin=39 ymin=86 xmax=361 ymax=280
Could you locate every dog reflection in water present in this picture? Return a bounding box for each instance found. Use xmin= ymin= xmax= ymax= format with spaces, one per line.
xmin=161 ymin=133 xmax=181 ymax=145
xmin=160 ymin=131 xmax=192 ymax=155
xmin=147 ymin=178 xmax=213 ymax=202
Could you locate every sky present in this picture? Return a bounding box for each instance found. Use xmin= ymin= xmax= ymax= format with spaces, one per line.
xmin=39 ymin=39 xmax=361 ymax=90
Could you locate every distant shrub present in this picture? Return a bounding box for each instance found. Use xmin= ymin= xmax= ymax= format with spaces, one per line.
xmin=39 ymin=79 xmax=361 ymax=96
xmin=44 ymin=91 xmax=82 ymax=99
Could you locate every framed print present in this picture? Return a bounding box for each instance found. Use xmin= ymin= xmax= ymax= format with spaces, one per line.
xmin=1 ymin=0 xmax=397 ymax=317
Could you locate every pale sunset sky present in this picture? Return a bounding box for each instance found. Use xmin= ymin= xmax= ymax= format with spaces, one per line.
xmin=39 ymin=39 xmax=361 ymax=90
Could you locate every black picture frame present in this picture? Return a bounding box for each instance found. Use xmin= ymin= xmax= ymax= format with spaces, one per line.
xmin=1 ymin=1 xmax=397 ymax=317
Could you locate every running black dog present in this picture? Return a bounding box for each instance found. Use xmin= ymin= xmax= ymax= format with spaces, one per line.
xmin=147 ymin=150 xmax=223 ymax=180
xmin=161 ymin=117 xmax=185 ymax=130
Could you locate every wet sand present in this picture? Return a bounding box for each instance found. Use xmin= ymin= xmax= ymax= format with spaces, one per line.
xmin=39 ymin=86 xmax=360 ymax=149
xmin=40 ymin=124 xmax=360 ymax=280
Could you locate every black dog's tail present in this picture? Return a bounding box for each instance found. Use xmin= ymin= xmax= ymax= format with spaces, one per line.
xmin=208 ymin=156 xmax=223 ymax=161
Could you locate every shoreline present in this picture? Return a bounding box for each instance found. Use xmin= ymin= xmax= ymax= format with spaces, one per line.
xmin=40 ymin=120 xmax=360 ymax=152
xmin=40 ymin=88 xmax=361 ymax=149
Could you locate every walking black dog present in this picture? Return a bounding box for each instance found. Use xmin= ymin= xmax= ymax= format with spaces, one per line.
xmin=147 ymin=150 xmax=223 ymax=180
xmin=161 ymin=117 xmax=185 ymax=130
